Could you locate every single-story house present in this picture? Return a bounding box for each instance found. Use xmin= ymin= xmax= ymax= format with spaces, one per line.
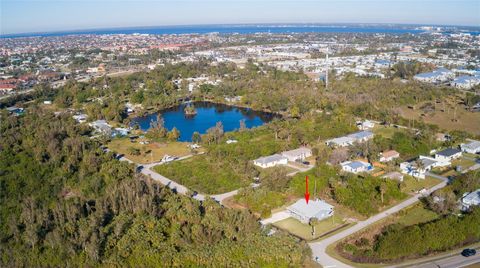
xmin=73 ymin=114 xmax=88 ymax=123
xmin=382 ymin=171 xmax=404 ymax=182
xmin=356 ymin=120 xmax=375 ymax=130
xmin=379 ymin=150 xmax=400 ymax=162
xmin=347 ymin=131 xmax=374 ymax=143
xmin=253 ymin=154 xmax=288 ymax=168
xmin=460 ymin=189 xmax=480 ymax=211
xmin=340 ymin=160 xmax=373 ymax=174
xmin=287 ymin=199 xmax=334 ymax=224
xmin=460 ymin=140 xmax=480 ymax=154
xmin=89 ymin=120 xmax=112 ymax=135
xmin=400 ymin=156 xmax=448 ymax=179
xmin=281 ymin=147 xmax=312 ymax=162
xmin=435 ymin=148 xmax=462 ymax=162
xmin=325 ymin=136 xmax=356 ymax=147
xmin=6 ymin=106 xmax=24 ymax=116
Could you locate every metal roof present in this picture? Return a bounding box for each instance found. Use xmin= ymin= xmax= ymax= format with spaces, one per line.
xmin=436 ymin=148 xmax=461 ymax=157
xmin=287 ymin=199 xmax=333 ymax=219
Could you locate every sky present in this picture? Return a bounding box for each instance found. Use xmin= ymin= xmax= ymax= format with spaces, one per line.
xmin=1 ymin=0 xmax=479 ymax=35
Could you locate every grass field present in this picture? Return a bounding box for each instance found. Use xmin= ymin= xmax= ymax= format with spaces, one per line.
xmin=397 ymin=100 xmax=480 ymax=136
xmin=401 ymin=175 xmax=443 ymax=194
xmin=153 ymin=156 xmax=249 ymax=194
xmin=108 ymin=138 xmax=196 ymax=164
xmin=372 ymin=125 xmax=404 ymax=139
xmin=396 ymin=203 xmax=439 ymax=226
xmin=273 ymin=215 xmax=345 ymax=241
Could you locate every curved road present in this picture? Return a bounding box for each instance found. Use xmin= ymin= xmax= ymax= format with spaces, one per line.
xmin=309 ymin=180 xmax=448 ymax=268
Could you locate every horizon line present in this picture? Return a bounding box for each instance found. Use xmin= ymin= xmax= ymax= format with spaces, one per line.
xmin=2 ymin=22 xmax=480 ymax=37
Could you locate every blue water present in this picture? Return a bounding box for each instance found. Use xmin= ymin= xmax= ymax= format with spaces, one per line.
xmin=1 ymin=24 xmax=425 ymax=38
xmin=130 ymin=102 xmax=277 ymax=142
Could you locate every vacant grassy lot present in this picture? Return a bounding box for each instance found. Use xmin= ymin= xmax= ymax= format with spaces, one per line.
xmin=153 ymin=156 xmax=249 ymax=194
xmin=372 ymin=125 xmax=405 ymax=139
xmin=396 ymin=203 xmax=439 ymax=226
xmin=401 ymin=175 xmax=443 ymax=194
xmin=273 ymin=215 xmax=345 ymax=241
xmin=397 ymin=102 xmax=480 ymax=135
xmin=108 ymin=138 xmax=195 ymax=164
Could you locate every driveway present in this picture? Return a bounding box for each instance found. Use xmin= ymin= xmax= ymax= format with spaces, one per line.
xmin=260 ymin=211 xmax=291 ymax=225
xmin=309 ymin=180 xmax=448 ymax=268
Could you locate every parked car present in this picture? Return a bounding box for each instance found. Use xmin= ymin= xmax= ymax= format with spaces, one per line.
xmin=461 ymin=248 xmax=476 ymax=257
xmin=136 ymin=165 xmax=144 ymax=173
xmin=190 ymin=191 xmax=198 ymax=197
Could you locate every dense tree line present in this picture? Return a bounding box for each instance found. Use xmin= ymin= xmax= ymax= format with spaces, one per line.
xmin=0 ymin=109 xmax=311 ymax=267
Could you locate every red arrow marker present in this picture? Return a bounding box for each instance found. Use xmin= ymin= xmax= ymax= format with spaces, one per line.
xmin=305 ymin=175 xmax=310 ymax=204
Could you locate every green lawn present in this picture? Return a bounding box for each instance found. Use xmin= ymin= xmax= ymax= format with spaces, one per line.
xmin=401 ymin=175 xmax=443 ymax=194
xmin=153 ymin=156 xmax=249 ymax=194
xmin=372 ymin=125 xmax=404 ymax=139
xmin=273 ymin=215 xmax=345 ymax=241
xmin=397 ymin=204 xmax=439 ymax=226
xmin=108 ymin=138 xmax=196 ymax=164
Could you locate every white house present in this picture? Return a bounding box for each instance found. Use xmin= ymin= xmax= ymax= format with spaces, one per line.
xmin=347 ymin=131 xmax=374 ymax=143
xmin=281 ymin=147 xmax=312 ymax=162
xmin=434 ymin=148 xmax=462 ymax=162
xmin=73 ymin=114 xmax=88 ymax=123
xmin=379 ymin=150 xmax=400 ymax=162
xmin=89 ymin=120 xmax=112 ymax=135
xmin=460 ymin=189 xmax=480 ymax=211
xmin=287 ymin=199 xmax=334 ymax=224
xmin=253 ymin=154 xmax=288 ymax=168
xmin=340 ymin=160 xmax=373 ymax=174
xmin=399 ymin=156 xmax=448 ymax=179
xmin=460 ymin=140 xmax=480 ymax=154
xmin=325 ymin=136 xmax=356 ymax=147
xmin=356 ymin=120 xmax=375 ymax=130
xmin=414 ymin=68 xmax=455 ymax=84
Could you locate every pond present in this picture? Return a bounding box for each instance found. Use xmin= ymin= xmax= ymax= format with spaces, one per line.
xmin=130 ymin=101 xmax=278 ymax=141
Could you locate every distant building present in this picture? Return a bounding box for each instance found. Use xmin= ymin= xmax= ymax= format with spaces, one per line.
xmin=89 ymin=120 xmax=112 ymax=135
xmin=325 ymin=131 xmax=374 ymax=147
xmin=356 ymin=120 xmax=375 ymax=130
xmin=461 ymin=189 xmax=480 ymax=211
xmin=434 ymin=148 xmax=462 ymax=162
xmin=460 ymin=140 xmax=480 ymax=154
xmin=287 ymin=199 xmax=334 ymax=224
xmin=73 ymin=114 xmax=88 ymax=123
xmin=253 ymin=154 xmax=288 ymax=168
xmin=414 ymin=68 xmax=455 ymax=84
xmin=6 ymin=106 xmax=24 ymax=116
xmin=281 ymin=147 xmax=312 ymax=162
xmin=325 ymin=136 xmax=356 ymax=147
xmin=379 ymin=150 xmax=400 ymax=162
xmin=340 ymin=160 xmax=372 ymax=174
xmin=450 ymin=75 xmax=480 ymax=89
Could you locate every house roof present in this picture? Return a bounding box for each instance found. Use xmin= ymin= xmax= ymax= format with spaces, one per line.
xmin=282 ymin=147 xmax=311 ymax=157
xmin=287 ymin=199 xmax=333 ymax=219
xmin=462 ymin=140 xmax=480 ymax=150
xmin=462 ymin=189 xmax=480 ymax=205
xmin=436 ymin=148 xmax=461 ymax=157
xmin=348 ymin=131 xmax=374 ymax=140
xmin=327 ymin=136 xmax=356 ymax=145
xmin=382 ymin=150 xmax=400 ymax=158
xmin=254 ymin=154 xmax=287 ymax=165
xmin=342 ymin=160 xmax=370 ymax=170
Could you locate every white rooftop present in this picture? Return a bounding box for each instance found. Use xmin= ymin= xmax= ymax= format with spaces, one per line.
xmin=287 ymin=199 xmax=334 ymax=219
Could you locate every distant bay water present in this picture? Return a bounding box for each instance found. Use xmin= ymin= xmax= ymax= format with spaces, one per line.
xmin=1 ymin=24 xmax=427 ymax=38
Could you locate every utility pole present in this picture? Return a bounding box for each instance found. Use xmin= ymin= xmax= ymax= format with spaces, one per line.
xmin=325 ymin=46 xmax=329 ymax=89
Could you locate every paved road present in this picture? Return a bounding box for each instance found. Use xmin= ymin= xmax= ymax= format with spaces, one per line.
xmin=426 ymin=171 xmax=451 ymax=181
xmin=393 ymin=245 xmax=480 ymax=268
xmin=309 ymin=179 xmax=448 ymax=268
